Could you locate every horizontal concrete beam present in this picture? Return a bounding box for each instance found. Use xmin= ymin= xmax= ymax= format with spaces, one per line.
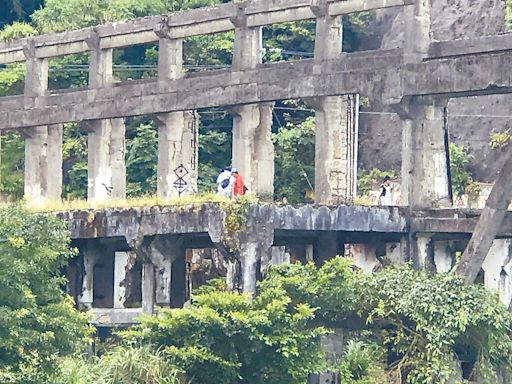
xmin=57 ymin=204 xmax=512 ymax=241
xmin=3 ymin=45 xmax=512 ymax=129
xmin=0 ymin=50 xmax=403 ymax=129
xmin=410 ymin=216 xmax=512 ymax=237
xmin=328 ymin=0 xmax=414 ymax=16
xmin=429 ymin=33 xmax=512 ymax=59
xmin=403 ymin=52 xmax=512 ymax=98
xmin=0 ymin=0 xmax=410 ymax=64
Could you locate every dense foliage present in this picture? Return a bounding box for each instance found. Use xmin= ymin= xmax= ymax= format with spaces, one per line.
xmin=449 ymin=142 xmax=473 ymax=197
xmin=54 ymin=258 xmax=512 ymax=384
xmin=0 ymin=205 xmax=91 ymax=383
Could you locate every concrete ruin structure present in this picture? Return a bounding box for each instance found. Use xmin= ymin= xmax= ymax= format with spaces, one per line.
xmin=60 ymin=204 xmax=512 ymax=326
xmin=1 ymin=0 xmax=511 ymax=206
xmin=1 ymin=0 xmax=512 ymax=339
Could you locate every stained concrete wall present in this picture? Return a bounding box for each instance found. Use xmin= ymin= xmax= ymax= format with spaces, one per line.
xmin=358 ymin=0 xmax=510 ymax=182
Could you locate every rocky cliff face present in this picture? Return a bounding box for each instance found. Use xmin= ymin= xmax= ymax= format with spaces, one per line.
xmin=358 ymin=0 xmax=509 ymax=182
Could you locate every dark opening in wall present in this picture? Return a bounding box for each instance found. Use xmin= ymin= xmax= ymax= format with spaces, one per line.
xmin=93 ymin=253 xmax=114 ymax=308
xmin=123 ymin=258 xmax=142 ymax=308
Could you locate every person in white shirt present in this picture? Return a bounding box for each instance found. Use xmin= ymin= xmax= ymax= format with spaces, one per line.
xmin=216 ymin=167 xmax=233 ymax=197
xmin=379 ymin=176 xmax=393 ymax=206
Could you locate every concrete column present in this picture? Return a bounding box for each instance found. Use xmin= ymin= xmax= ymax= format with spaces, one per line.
xmin=142 ymin=263 xmax=155 ymax=314
xmin=230 ymin=103 xmax=275 ymax=196
xmin=433 ymin=241 xmax=453 ymax=273
xmin=309 ymin=329 xmax=344 ymax=384
xmin=231 ymin=25 xmax=274 ymax=197
xmin=156 ymin=37 xmax=198 ymax=199
xmin=400 ymin=120 xmax=413 ymax=207
xmin=171 ymin=251 xmax=187 ymax=308
xmin=155 ymin=111 xmax=198 ymax=199
xmin=253 ymin=103 xmax=275 ymax=198
xmin=415 ymin=234 xmax=437 ymax=273
xmin=239 ymin=240 xmax=273 ymax=294
xmin=87 ymin=45 xmax=126 ymax=201
xmin=482 ymin=239 xmax=512 ymax=307
xmin=78 ymin=251 xmax=96 ymax=310
xmin=403 ymin=0 xmax=431 ymax=63
xmin=144 ymin=235 xmax=187 ymax=307
xmin=23 ymin=48 xmax=63 ymax=205
xmin=313 ymin=12 xmax=354 ymax=205
xmin=399 ymin=100 xmax=451 ymax=209
xmin=113 ymin=252 xmax=129 ymax=309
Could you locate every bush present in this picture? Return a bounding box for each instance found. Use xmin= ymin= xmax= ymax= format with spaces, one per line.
xmin=449 ymin=143 xmax=473 ymax=197
xmin=357 ymin=168 xmax=396 ymax=196
xmin=339 ymin=340 xmax=386 ymax=384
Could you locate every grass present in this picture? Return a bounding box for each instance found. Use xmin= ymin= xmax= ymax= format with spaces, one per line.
xmin=25 ymin=193 xmax=235 ymax=212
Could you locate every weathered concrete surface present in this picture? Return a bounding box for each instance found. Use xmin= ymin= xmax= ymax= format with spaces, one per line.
xmin=62 ymin=203 xmax=512 ymax=325
xmin=456 ymin=146 xmax=512 ymax=283
xmin=358 ymin=0 xmax=508 ymax=180
xmin=0 ymin=0 xmax=410 ymax=65
xmin=87 ymin=46 xmax=126 ymax=201
xmin=155 ymin=37 xmax=198 ymax=199
xmin=3 ymin=42 xmax=512 ymax=131
xmin=56 ymin=203 xmax=512 ymax=242
xmin=397 ymin=99 xmax=451 ymax=209
xmin=23 ymin=51 xmax=63 ymax=205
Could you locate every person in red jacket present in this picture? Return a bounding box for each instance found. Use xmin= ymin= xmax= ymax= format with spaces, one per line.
xmin=231 ymin=168 xmax=246 ymax=197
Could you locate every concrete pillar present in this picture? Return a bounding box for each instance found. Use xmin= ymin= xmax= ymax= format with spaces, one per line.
xmin=142 ymin=263 xmax=155 ymax=314
xmin=400 ymin=0 xmax=450 ymax=209
xmin=79 ymin=251 xmax=96 ymax=310
xmin=403 ymin=0 xmax=431 ymax=63
xmin=231 ymin=25 xmax=275 ymax=198
xmin=433 ymin=241 xmax=453 ymax=273
xmin=155 ymin=111 xmax=198 ymax=199
xmin=482 ymin=239 xmax=512 ymax=307
xmin=312 ymin=12 xmax=355 ymax=205
xmin=150 ymin=240 xmax=173 ymax=306
xmin=171 ymin=251 xmax=187 ymax=308
xmin=399 ymin=100 xmax=451 ymax=209
xmin=415 ymin=234 xmax=437 ymax=273
xmin=23 ymin=47 xmax=63 ymax=205
xmin=87 ymin=45 xmax=126 ymax=201
xmin=156 ymin=37 xmax=198 ymax=199
xmin=113 ymin=252 xmax=130 ymax=309
xmin=230 ymin=103 xmax=275 ymax=196
xmin=400 ymin=119 xmax=413 ymax=207
xmin=309 ymin=329 xmax=344 ymax=384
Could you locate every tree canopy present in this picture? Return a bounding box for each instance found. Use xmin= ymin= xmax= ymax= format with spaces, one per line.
xmin=0 ymin=205 xmax=91 ymax=383
xmin=53 ymin=258 xmax=512 ymax=384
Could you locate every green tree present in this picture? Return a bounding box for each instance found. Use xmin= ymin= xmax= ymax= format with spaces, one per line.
xmin=122 ymin=289 xmax=327 ymax=383
xmin=357 ymin=168 xmax=396 ymax=196
xmin=0 ymin=205 xmax=92 ymax=383
xmin=449 ymin=142 xmax=473 ymax=197
xmin=126 ymin=122 xmax=158 ymax=197
xmin=0 ymin=0 xmax=44 ymax=25
xmin=59 ymin=346 xmax=180 ymax=384
xmin=273 ymin=116 xmax=315 ymax=202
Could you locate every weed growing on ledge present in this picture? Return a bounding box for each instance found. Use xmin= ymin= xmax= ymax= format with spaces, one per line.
xmin=220 ymin=195 xmax=258 ymax=253
xmin=24 ymin=193 xmax=232 ymax=212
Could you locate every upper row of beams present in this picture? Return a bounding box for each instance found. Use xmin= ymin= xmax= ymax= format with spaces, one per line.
xmin=0 ymin=0 xmax=411 ymax=64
